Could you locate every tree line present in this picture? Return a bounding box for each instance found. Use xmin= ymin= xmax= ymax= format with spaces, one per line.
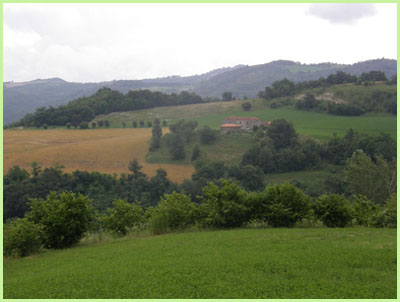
xmin=7 ymin=88 xmax=212 ymax=128
xmin=4 ymin=178 xmax=396 ymax=258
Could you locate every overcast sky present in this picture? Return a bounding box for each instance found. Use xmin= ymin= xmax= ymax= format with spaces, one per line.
xmin=3 ymin=3 xmax=397 ymax=83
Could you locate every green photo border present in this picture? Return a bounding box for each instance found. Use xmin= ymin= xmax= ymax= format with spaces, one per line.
xmin=0 ymin=1 xmax=398 ymax=301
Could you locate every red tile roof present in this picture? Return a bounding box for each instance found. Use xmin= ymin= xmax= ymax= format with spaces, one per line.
xmin=224 ymin=116 xmax=260 ymax=121
xmin=220 ymin=123 xmax=241 ymax=128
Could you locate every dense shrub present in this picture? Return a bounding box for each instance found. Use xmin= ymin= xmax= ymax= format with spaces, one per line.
xmin=27 ymin=192 xmax=94 ymax=249
xmin=199 ymin=179 xmax=249 ymax=228
xmin=191 ymin=145 xmax=201 ymax=161
xmin=227 ymin=164 xmax=265 ymax=192
xmin=267 ymin=119 xmax=297 ymax=150
xmin=101 ymin=199 xmax=143 ymax=235
xmin=371 ymin=194 xmax=397 ymax=228
xmin=199 ymin=126 xmax=217 ymax=144
xmin=4 ymin=218 xmax=43 ymax=257
xmin=253 ymin=183 xmax=311 ymax=227
xmin=241 ymin=145 xmax=275 ymax=173
xmin=351 ymin=195 xmax=379 ymax=227
xmin=314 ymin=194 xmax=353 ymax=227
xmin=79 ymin=122 xmax=89 ymax=129
xmin=148 ymin=191 xmax=197 ymax=234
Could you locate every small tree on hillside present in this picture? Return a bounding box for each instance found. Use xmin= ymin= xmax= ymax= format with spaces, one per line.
xmin=191 ymin=145 xmax=201 ymax=161
xmin=104 ymin=120 xmax=110 ymax=128
xmin=132 ymin=121 xmax=137 ymax=128
xmin=150 ymin=119 xmax=163 ymax=151
xmin=98 ymin=120 xmax=104 ymax=127
xmin=91 ymin=122 xmax=96 ymax=129
xmin=147 ymin=121 xmax=153 ymax=128
xmin=139 ymin=120 xmax=145 ymax=128
xmin=199 ymin=126 xmax=217 ymax=144
xmin=242 ymin=102 xmax=252 ymax=111
xmin=79 ymin=122 xmax=89 ymax=129
xmin=222 ymin=91 xmax=233 ymax=102
xmin=267 ymin=119 xmax=297 ymax=150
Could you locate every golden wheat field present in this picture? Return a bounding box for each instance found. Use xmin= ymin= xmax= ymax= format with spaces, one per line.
xmin=3 ymin=128 xmax=194 ymax=183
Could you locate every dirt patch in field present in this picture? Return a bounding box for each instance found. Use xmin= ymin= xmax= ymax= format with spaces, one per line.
xmin=294 ymin=92 xmax=345 ymax=104
xmin=315 ymin=92 xmax=345 ymax=104
xmin=4 ymin=128 xmax=194 ymax=183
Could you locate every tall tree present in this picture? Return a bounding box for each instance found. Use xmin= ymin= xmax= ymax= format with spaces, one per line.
xmin=150 ymin=119 xmax=162 ymax=150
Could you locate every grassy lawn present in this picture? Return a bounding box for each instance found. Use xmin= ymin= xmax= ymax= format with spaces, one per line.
xmin=93 ymin=95 xmax=396 ymax=141
xmin=4 ymin=228 xmax=396 ymax=299
xmin=182 ymin=108 xmax=396 ymax=141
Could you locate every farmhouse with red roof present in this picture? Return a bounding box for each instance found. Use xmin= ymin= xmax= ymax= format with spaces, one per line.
xmin=220 ymin=116 xmax=264 ymax=134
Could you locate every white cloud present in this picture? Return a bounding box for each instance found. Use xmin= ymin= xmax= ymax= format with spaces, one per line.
xmin=307 ymin=3 xmax=377 ymax=24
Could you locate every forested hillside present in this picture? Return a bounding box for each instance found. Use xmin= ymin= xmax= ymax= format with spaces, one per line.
xmin=4 ymin=58 xmax=396 ymax=124
xmin=9 ymin=69 xmax=396 ymax=129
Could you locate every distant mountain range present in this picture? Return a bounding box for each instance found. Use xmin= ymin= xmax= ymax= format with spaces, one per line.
xmin=3 ymin=58 xmax=396 ymax=125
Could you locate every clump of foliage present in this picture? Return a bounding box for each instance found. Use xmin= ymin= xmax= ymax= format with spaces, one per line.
xmin=199 ymin=179 xmax=249 ymax=228
xmin=191 ymin=145 xmax=201 ymax=161
xmin=314 ymin=194 xmax=353 ymax=227
xmin=344 ymin=150 xmax=396 ymax=204
xmin=242 ymin=102 xmax=252 ymax=111
xmin=101 ymin=199 xmax=143 ymax=235
xmin=4 ymin=218 xmax=43 ymax=257
xmin=79 ymin=122 xmax=89 ymax=129
xmin=148 ymin=191 xmax=197 ymax=234
xmin=27 ymin=192 xmax=94 ymax=249
xmin=251 ymin=183 xmax=311 ymax=227
xmin=199 ymin=126 xmax=217 ymax=144
xmin=371 ymin=194 xmax=397 ymax=228
xmin=150 ymin=118 xmax=162 ymax=151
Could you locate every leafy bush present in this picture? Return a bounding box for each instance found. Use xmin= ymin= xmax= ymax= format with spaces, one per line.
xmin=242 ymin=102 xmax=252 ymax=111
xmin=101 ymin=199 xmax=143 ymax=235
xmin=4 ymin=218 xmax=43 ymax=257
xmin=253 ymin=183 xmax=311 ymax=227
xmin=148 ymin=191 xmax=197 ymax=234
xmin=27 ymin=192 xmax=94 ymax=249
xmin=351 ymin=195 xmax=378 ymax=227
xmin=79 ymin=122 xmax=89 ymax=129
xmin=199 ymin=126 xmax=217 ymax=144
xmin=165 ymin=133 xmax=185 ymax=160
xmin=200 ymin=179 xmax=249 ymax=228
xmin=191 ymin=145 xmax=201 ymax=161
xmin=314 ymin=194 xmax=353 ymax=227
xmin=371 ymin=194 xmax=397 ymax=228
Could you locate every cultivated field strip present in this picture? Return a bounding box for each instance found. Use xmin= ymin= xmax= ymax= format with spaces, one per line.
xmin=4 ymin=129 xmax=194 ymax=183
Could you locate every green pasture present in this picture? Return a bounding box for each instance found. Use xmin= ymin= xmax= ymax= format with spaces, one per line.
xmin=93 ymin=98 xmax=396 ymax=141
xmin=182 ymin=108 xmax=396 ymax=141
xmin=4 ymin=228 xmax=396 ymax=299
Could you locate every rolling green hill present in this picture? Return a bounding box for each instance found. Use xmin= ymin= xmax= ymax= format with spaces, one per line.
xmin=94 ymin=91 xmax=396 ymax=141
xmin=4 ymin=228 xmax=396 ymax=299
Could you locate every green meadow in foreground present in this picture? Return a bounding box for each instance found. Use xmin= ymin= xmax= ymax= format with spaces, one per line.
xmin=4 ymin=228 xmax=396 ymax=299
